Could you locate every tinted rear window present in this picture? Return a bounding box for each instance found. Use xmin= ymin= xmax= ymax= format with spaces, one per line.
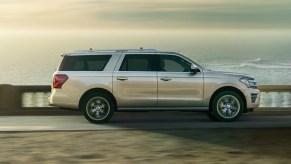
xmin=59 ymin=55 xmax=111 ymax=71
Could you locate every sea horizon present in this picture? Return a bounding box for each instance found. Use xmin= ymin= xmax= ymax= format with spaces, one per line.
xmin=0 ymin=29 xmax=290 ymax=85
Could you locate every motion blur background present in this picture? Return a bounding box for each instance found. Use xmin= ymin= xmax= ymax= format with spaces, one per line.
xmin=0 ymin=0 xmax=290 ymax=85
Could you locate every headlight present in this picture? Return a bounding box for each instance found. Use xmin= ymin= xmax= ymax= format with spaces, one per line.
xmin=239 ymin=77 xmax=257 ymax=89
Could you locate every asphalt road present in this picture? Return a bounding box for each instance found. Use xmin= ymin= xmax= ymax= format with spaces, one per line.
xmin=1 ymin=112 xmax=291 ymax=132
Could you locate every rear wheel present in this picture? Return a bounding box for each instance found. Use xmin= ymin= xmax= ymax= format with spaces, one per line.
xmin=209 ymin=91 xmax=244 ymax=122
xmin=81 ymin=93 xmax=115 ymax=124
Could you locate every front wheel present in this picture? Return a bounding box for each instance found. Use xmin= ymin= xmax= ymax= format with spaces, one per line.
xmin=209 ymin=91 xmax=244 ymax=122
xmin=81 ymin=93 xmax=115 ymax=124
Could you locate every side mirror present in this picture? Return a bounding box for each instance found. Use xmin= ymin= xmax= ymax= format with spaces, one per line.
xmin=190 ymin=64 xmax=199 ymax=74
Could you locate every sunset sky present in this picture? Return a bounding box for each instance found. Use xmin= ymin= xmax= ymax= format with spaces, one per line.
xmin=1 ymin=0 xmax=291 ymax=31
xmin=0 ymin=0 xmax=291 ymax=86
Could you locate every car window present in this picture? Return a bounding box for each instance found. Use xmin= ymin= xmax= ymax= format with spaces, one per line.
xmin=120 ymin=54 xmax=157 ymax=71
xmin=159 ymin=55 xmax=191 ymax=72
xmin=59 ymin=55 xmax=111 ymax=71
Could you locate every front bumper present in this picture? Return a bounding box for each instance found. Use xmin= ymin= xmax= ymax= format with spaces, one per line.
xmin=244 ymin=88 xmax=260 ymax=109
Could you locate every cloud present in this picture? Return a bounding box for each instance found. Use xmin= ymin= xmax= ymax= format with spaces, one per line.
xmin=0 ymin=0 xmax=291 ymax=30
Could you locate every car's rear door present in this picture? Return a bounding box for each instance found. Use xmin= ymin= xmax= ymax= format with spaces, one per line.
xmin=112 ymin=53 xmax=158 ymax=108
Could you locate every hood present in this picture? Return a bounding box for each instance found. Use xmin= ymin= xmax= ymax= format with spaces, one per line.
xmin=203 ymin=70 xmax=253 ymax=79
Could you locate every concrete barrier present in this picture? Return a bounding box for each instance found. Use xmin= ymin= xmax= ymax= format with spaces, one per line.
xmin=0 ymin=84 xmax=21 ymax=111
xmin=0 ymin=84 xmax=290 ymax=115
xmin=258 ymin=85 xmax=291 ymax=92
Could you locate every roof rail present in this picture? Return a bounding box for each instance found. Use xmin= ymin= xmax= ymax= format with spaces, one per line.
xmin=73 ymin=48 xmax=157 ymax=54
xmin=116 ymin=48 xmax=157 ymax=52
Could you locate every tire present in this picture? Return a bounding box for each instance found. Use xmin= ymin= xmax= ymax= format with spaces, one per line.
xmin=209 ymin=91 xmax=244 ymax=122
xmin=81 ymin=93 xmax=115 ymax=124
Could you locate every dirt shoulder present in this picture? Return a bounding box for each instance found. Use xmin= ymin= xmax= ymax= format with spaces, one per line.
xmin=1 ymin=128 xmax=291 ymax=163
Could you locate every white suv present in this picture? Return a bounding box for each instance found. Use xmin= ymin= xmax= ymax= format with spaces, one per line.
xmin=49 ymin=49 xmax=260 ymax=124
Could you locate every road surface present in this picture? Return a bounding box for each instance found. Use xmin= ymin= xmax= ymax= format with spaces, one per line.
xmin=1 ymin=112 xmax=291 ymax=131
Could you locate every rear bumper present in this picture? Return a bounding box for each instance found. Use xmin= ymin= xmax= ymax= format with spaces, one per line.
xmin=49 ymin=89 xmax=79 ymax=109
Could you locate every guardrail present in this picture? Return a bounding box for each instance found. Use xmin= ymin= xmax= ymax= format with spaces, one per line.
xmin=0 ymin=84 xmax=290 ymax=112
xmin=258 ymin=85 xmax=291 ymax=92
xmin=17 ymin=85 xmax=51 ymax=93
xmin=0 ymin=85 xmax=51 ymax=111
xmin=258 ymin=85 xmax=291 ymax=108
xmin=17 ymin=85 xmax=51 ymax=108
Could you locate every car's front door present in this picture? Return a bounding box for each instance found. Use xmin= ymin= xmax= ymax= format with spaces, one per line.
xmin=157 ymin=54 xmax=204 ymax=107
xmin=113 ymin=53 xmax=158 ymax=108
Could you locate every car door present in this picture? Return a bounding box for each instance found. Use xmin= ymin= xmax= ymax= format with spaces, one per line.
xmin=157 ymin=53 xmax=204 ymax=107
xmin=112 ymin=53 xmax=158 ymax=108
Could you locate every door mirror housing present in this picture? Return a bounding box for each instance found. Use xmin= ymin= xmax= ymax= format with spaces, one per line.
xmin=190 ymin=64 xmax=199 ymax=74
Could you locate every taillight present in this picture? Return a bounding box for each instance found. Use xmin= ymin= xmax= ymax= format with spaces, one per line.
xmin=53 ymin=74 xmax=68 ymax=88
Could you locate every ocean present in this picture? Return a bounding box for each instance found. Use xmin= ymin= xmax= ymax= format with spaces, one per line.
xmin=0 ymin=29 xmax=290 ymax=85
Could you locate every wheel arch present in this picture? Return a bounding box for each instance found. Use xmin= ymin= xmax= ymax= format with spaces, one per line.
xmin=209 ymin=86 xmax=247 ymax=113
xmin=78 ymin=88 xmax=117 ymax=111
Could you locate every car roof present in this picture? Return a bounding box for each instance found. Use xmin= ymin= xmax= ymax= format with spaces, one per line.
xmin=63 ymin=49 xmax=182 ymax=56
xmin=65 ymin=49 xmax=155 ymax=56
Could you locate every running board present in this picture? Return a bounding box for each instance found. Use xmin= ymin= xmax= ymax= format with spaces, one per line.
xmin=118 ymin=107 xmax=208 ymax=112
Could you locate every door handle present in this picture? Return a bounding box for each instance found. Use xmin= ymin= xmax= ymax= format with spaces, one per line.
xmin=117 ymin=77 xmax=128 ymax=81
xmin=161 ymin=77 xmax=172 ymax=81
